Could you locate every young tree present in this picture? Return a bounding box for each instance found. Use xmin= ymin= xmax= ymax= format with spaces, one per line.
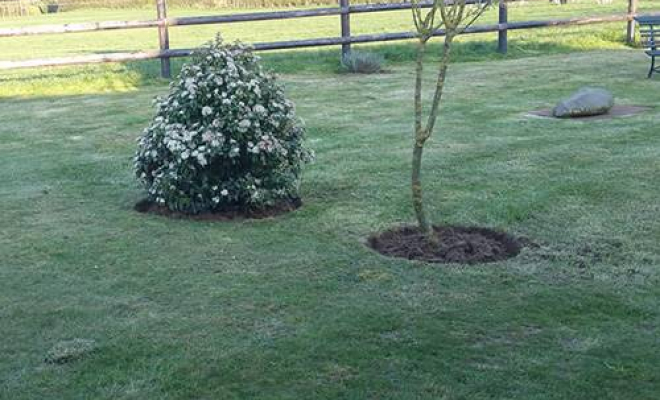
xmin=410 ymin=0 xmax=495 ymax=242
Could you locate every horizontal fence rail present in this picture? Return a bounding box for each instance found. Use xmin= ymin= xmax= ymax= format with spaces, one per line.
xmin=0 ymin=0 xmax=656 ymax=75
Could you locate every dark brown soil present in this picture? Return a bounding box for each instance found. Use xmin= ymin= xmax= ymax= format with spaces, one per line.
xmin=368 ymin=225 xmax=521 ymax=264
xmin=527 ymin=105 xmax=651 ymax=120
xmin=134 ymin=197 xmax=301 ymax=221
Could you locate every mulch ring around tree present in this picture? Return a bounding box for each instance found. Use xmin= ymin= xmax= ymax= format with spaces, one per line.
xmin=526 ymin=105 xmax=651 ymax=120
xmin=134 ymin=197 xmax=302 ymax=221
xmin=368 ymin=225 xmax=522 ymax=264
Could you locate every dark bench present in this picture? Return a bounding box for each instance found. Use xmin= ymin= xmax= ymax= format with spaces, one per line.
xmin=635 ymin=15 xmax=660 ymax=78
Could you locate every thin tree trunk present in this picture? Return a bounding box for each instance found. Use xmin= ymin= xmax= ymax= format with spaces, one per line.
xmin=412 ymin=39 xmax=434 ymax=239
xmin=414 ymin=40 xmax=426 ymax=137
xmin=412 ymin=143 xmax=433 ymax=236
xmin=411 ymin=33 xmax=455 ymax=241
xmin=426 ymin=34 xmax=454 ymax=134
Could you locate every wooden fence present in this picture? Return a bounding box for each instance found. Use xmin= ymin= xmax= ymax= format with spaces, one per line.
xmin=0 ymin=0 xmax=651 ymax=77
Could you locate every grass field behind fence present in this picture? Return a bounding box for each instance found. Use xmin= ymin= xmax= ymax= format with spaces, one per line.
xmin=2 ymin=0 xmax=405 ymax=14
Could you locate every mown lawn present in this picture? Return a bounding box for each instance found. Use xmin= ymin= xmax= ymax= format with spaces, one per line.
xmin=1 ymin=49 xmax=660 ymax=399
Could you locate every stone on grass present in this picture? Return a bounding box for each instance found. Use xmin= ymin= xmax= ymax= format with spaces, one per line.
xmin=552 ymin=87 xmax=614 ymax=118
xmin=45 ymin=338 xmax=97 ymax=364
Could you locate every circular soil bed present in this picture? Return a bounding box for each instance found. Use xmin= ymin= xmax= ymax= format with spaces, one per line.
xmin=527 ymin=105 xmax=651 ymax=120
xmin=134 ymin=197 xmax=301 ymax=221
xmin=368 ymin=225 xmax=521 ymax=264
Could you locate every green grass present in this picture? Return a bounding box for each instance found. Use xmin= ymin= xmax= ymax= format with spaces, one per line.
xmin=1 ymin=0 xmax=660 ymax=97
xmin=1 ymin=49 xmax=660 ymax=399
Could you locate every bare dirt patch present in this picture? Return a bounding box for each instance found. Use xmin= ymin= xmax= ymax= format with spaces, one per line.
xmin=134 ymin=197 xmax=301 ymax=221
xmin=368 ymin=225 xmax=521 ymax=264
xmin=527 ymin=105 xmax=651 ymax=120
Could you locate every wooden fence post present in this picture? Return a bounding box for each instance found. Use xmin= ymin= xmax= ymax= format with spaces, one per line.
xmin=626 ymin=0 xmax=638 ymax=45
xmin=340 ymin=0 xmax=351 ymax=61
xmin=498 ymin=1 xmax=508 ymax=54
xmin=156 ymin=0 xmax=171 ymax=79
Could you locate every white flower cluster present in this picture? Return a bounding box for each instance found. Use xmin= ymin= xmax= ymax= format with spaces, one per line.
xmin=135 ymin=36 xmax=312 ymax=214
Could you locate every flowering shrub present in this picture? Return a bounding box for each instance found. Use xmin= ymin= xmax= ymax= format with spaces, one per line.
xmin=135 ymin=36 xmax=312 ymax=214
